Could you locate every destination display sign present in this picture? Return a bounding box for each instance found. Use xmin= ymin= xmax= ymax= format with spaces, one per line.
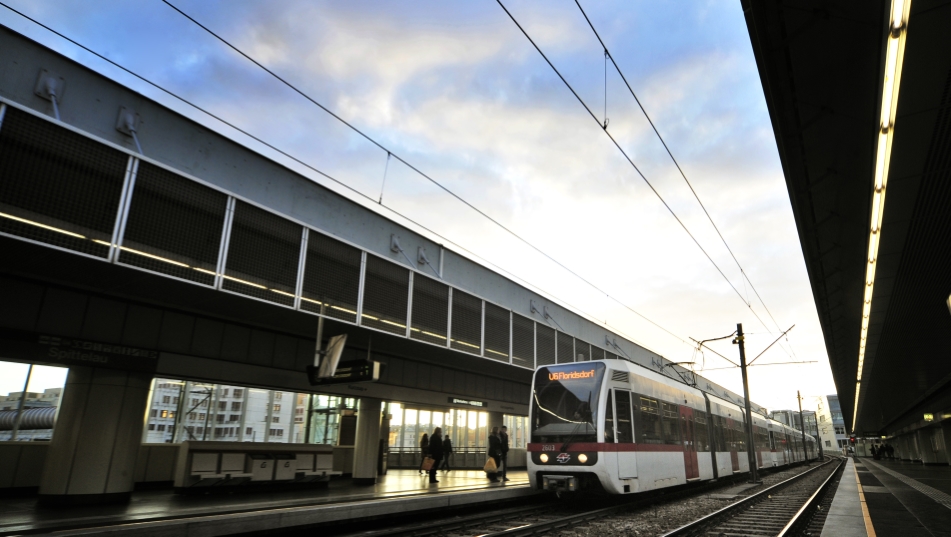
xmin=307 ymin=359 xmax=381 ymax=386
xmin=448 ymin=397 xmax=486 ymax=408
xmin=548 ymin=369 xmax=596 ymax=381
xmin=0 ymin=328 xmax=159 ymax=372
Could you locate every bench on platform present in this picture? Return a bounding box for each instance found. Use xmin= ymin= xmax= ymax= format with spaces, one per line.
xmin=173 ymin=441 xmax=340 ymax=492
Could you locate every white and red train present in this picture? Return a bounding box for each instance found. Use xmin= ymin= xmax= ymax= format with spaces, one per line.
xmin=528 ymin=360 xmax=818 ymax=494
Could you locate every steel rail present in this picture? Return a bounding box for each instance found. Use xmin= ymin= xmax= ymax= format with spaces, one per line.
xmin=777 ymin=458 xmax=845 ymax=536
xmin=660 ymin=457 xmax=836 ymax=537
xmin=479 ymin=462 xmax=815 ymax=537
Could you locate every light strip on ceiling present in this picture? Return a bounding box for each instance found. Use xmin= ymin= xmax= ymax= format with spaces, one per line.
xmin=854 ymin=0 xmax=911 ymax=431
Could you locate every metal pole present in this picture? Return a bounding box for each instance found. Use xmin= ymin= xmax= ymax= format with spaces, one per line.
xmin=735 ymin=323 xmax=759 ymax=483
xmin=10 ymin=364 xmax=34 ymax=441
xmin=798 ymin=391 xmax=808 ymax=462
xmin=304 ymin=394 xmax=314 ymax=443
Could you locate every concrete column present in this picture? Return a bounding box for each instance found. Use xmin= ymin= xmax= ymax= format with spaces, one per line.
xmin=933 ymin=427 xmax=948 ymax=465
xmin=352 ymin=398 xmax=382 ymax=485
xmin=38 ymin=367 xmax=151 ymax=505
xmin=487 ymin=411 xmax=504 ymax=433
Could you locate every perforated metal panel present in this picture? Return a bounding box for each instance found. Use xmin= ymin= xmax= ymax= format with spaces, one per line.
xmin=576 ymin=341 xmax=591 ymax=362
xmin=450 ymin=289 xmax=482 ymax=355
xmin=361 ymin=255 xmax=409 ymax=335
xmin=606 ymin=351 xmax=618 ymax=360
xmin=590 ymin=345 xmax=605 ymax=361
xmin=556 ymin=332 xmax=574 ymax=364
xmin=536 ymin=325 xmax=556 ymax=367
xmin=483 ymin=302 xmax=510 ymax=363
xmin=223 ymin=201 xmax=301 ymax=306
xmin=119 ymin=162 xmax=226 ymax=285
xmin=511 ymin=314 xmax=534 ymax=368
xmin=300 ymin=232 xmax=361 ymax=323
xmin=0 ymin=107 xmax=127 ymax=257
xmin=410 ymin=274 xmax=448 ymax=345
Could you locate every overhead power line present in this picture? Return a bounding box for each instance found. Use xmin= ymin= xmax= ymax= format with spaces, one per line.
xmin=0 ymin=1 xmax=683 ymax=356
xmin=495 ymin=1 xmax=773 ymax=328
xmin=572 ymin=1 xmax=799 ymax=359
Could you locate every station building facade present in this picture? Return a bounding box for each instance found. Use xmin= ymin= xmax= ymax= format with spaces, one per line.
xmin=0 ymin=26 xmax=758 ymax=503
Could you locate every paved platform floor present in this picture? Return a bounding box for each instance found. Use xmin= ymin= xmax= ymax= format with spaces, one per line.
xmin=822 ymin=457 xmax=951 ymax=537
xmin=0 ymin=469 xmax=532 ymax=536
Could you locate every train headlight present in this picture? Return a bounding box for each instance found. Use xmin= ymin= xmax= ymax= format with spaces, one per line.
xmin=540 ymin=453 xmax=549 ymax=463
xmin=577 ymin=453 xmax=588 ymax=463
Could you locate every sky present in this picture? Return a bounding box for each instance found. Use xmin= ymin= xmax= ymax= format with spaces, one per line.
xmin=0 ymin=0 xmax=838 ymax=414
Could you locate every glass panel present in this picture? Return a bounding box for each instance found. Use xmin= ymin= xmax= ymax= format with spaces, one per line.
xmin=0 ymin=361 xmax=68 ymax=441
xmin=388 ymin=402 xmax=402 ymax=449
xmin=662 ymin=402 xmax=681 ymax=445
xmin=603 ymin=390 xmax=615 ymax=442
xmin=695 ymin=414 xmax=709 ymax=451
xmin=637 ymin=396 xmax=663 ymax=444
xmin=615 ymin=390 xmax=634 ymax=443
xmin=530 ymin=363 xmax=604 ymax=442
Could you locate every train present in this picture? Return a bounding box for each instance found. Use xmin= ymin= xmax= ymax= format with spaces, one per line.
xmin=528 ymin=360 xmax=818 ymax=494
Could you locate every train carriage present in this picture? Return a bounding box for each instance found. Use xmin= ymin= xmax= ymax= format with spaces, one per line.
xmin=528 ymin=360 xmax=818 ymax=494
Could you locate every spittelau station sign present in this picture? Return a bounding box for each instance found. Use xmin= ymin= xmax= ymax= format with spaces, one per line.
xmin=0 ymin=328 xmax=159 ymax=372
xmin=449 ymin=397 xmax=486 ymax=408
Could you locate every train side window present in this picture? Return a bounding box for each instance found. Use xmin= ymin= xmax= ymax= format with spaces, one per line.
xmin=638 ymin=396 xmax=662 ymax=444
xmin=604 ymin=390 xmax=615 ymax=443
xmin=615 ymin=390 xmax=634 ymax=443
xmin=661 ymin=402 xmax=681 ymax=445
xmin=694 ymin=414 xmax=709 ymax=451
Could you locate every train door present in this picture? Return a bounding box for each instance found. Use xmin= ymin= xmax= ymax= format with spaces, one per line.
xmin=702 ymin=394 xmax=718 ymax=479
xmin=602 ymin=390 xmax=618 ymax=474
xmin=729 ymin=419 xmax=740 ymax=471
xmin=614 ymin=390 xmax=637 ymax=479
xmin=679 ymin=405 xmax=699 ymax=480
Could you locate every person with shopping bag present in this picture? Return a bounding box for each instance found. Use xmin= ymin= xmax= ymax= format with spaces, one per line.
xmin=485 ymin=426 xmax=502 ymax=482
xmin=426 ymin=427 xmax=444 ymax=484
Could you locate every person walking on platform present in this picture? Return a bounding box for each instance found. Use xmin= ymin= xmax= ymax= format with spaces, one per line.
xmin=499 ymin=425 xmax=510 ymax=481
xmin=886 ymin=443 xmax=894 ymax=460
xmin=428 ymin=427 xmax=444 ymax=484
xmin=418 ymin=433 xmax=430 ymax=474
xmin=486 ymin=427 xmax=502 ymax=483
xmin=440 ymin=434 xmax=453 ymax=471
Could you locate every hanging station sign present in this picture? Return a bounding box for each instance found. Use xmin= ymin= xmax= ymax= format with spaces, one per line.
xmin=0 ymin=328 xmax=159 ymax=372
xmin=307 ymin=359 xmax=381 ymax=386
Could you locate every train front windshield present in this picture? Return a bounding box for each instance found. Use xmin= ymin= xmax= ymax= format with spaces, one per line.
xmin=531 ymin=363 xmax=605 ymax=443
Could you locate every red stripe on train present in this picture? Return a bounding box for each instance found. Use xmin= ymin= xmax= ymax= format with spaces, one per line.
xmin=527 ymin=442 xmax=685 ymax=453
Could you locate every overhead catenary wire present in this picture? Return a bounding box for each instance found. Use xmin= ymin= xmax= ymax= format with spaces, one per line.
xmin=0 ymin=1 xmax=679 ymax=357
xmin=158 ymin=0 xmax=694 ymax=348
xmin=573 ymin=0 xmax=799 ymax=359
xmin=495 ymin=0 xmax=787 ymax=343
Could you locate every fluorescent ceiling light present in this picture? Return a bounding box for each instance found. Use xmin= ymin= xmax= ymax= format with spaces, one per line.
xmin=854 ymin=0 xmax=910 ymax=431
xmin=0 ymin=211 xmax=86 ymax=239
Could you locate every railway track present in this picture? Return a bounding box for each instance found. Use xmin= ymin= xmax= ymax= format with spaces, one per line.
xmin=326 ymin=461 xmax=831 ymax=537
xmin=661 ymin=456 xmax=844 ymax=537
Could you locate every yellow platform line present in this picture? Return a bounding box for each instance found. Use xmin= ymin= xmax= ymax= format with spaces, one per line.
xmin=855 ymin=461 xmax=876 ymax=537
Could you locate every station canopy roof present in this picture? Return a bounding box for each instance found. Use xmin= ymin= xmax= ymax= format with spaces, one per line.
xmin=743 ymin=0 xmax=951 ymax=434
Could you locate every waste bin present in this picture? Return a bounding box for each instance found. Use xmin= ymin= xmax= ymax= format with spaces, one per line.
xmin=250 ymin=454 xmax=275 ymax=481
xmin=274 ymin=454 xmax=297 ymax=480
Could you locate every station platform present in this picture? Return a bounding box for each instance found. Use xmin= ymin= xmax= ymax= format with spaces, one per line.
xmin=821 ymin=457 xmax=951 ymax=537
xmin=0 ymin=469 xmax=533 ymax=536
